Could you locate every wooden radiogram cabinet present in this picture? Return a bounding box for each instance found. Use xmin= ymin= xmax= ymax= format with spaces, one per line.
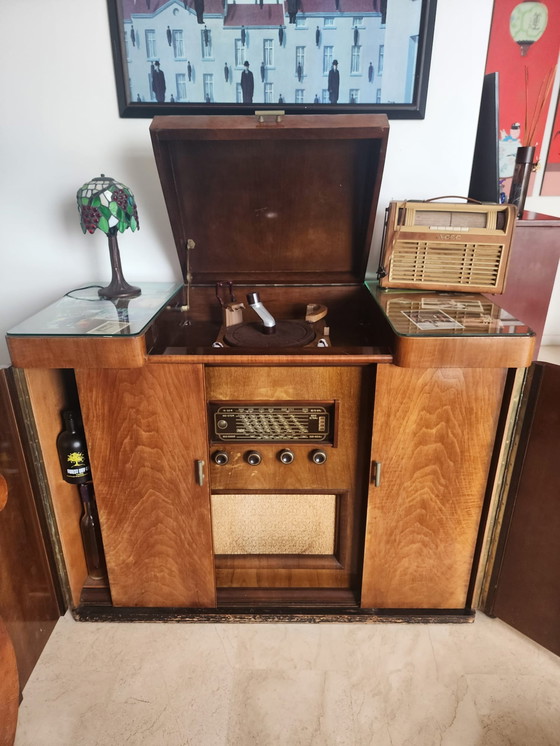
xmin=5 ymin=116 xmax=535 ymax=621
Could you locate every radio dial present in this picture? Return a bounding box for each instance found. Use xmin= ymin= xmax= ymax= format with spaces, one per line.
xmin=311 ymin=449 xmax=327 ymax=465
xmin=246 ymin=450 xmax=262 ymax=466
xmin=213 ymin=450 xmax=229 ymax=466
xmin=278 ymin=449 xmax=295 ymax=464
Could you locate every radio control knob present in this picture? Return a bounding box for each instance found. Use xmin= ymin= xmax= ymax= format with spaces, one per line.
xmin=245 ymin=450 xmax=262 ymax=466
xmin=311 ymin=449 xmax=327 ymax=465
xmin=213 ymin=450 xmax=229 ymax=466
xmin=217 ymin=419 xmax=228 ymax=430
xmin=278 ymin=449 xmax=295 ymax=464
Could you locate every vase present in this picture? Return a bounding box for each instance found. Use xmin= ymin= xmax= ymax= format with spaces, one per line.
xmin=508 ymin=146 xmax=536 ymax=218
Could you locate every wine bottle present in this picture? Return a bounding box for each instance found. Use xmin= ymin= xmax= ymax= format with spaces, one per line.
xmin=78 ymin=483 xmax=107 ymax=580
xmin=56 ymin=410 xmax=91 ymax=484
xmin=57 ymin=410 xmax=107 ymax=581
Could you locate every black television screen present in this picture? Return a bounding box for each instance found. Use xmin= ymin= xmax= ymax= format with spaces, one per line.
xmin=469 ymin=72 xmax=500 ymax=204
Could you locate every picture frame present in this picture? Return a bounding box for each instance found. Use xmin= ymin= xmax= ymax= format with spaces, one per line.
xmin=107 ymin=0 xmax=437 ymax=119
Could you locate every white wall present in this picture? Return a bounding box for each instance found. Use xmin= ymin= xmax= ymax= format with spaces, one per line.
xmin=0 ymin=0 xmax=497 ymax=366
xmin=524 ymin=196 xmax=560 ymax=346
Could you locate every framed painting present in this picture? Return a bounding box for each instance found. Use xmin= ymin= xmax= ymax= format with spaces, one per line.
xmin=107 ymin=0 xmax=437 ymax=118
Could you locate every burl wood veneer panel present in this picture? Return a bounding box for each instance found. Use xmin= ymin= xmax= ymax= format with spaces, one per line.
xmin=76 ymin=364 xmax=215 ymax=608
xmin=361 ymin=365 xmax=507 ymax=609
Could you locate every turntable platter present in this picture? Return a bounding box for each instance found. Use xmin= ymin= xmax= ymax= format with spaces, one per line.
xmin=224 ymin=320 xmax=316 ymax=348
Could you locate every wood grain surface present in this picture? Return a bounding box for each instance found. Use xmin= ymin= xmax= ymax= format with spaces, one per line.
xmin=7 ymin=335 xmax=146 ymax=369
xmin=0 ymin=370 xmax=60 ymax=688
xmin=150 ymin=114 xmax=388 ymax=286
xmin=76 ymin=364 xmax=216 ymax=607
xmin=0 ymin=616 xmax=18 ymax=746
xmin=393 ymin=334 xmax=534 ymax=369
xmin=361 ymin=364 xmax=507 ymax=609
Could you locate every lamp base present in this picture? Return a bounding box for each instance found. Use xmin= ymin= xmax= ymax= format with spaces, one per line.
xmin=98 ymin=232 xmax=142 ymax=300
xmin=98 ymin=280 xmax=141 ymax=300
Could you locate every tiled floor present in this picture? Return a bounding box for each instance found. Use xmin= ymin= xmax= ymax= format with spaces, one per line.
xmin=14 ymin=611 xmax=560 ymax=745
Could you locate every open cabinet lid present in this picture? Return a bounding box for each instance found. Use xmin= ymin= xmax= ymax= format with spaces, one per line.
xmin=150 ymin=114 xmax=389 ymax=285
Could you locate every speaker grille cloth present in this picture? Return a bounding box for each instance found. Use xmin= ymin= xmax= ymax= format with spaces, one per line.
xmin=211 ymin=493 xmax=336 ymax=554
xmin=389 ymin=241 xmax=504 ymax=289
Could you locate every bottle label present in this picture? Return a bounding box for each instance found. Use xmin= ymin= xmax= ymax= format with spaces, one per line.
xmin=65 ymin=451 xmax=90 ymax=480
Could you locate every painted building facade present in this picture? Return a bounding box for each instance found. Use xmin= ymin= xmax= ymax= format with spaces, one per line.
xmin=120 ymin=0 xmax=420 ymax=106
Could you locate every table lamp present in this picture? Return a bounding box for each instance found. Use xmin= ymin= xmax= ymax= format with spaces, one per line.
xmin=76 ymin=174 xmax=141 ymax=299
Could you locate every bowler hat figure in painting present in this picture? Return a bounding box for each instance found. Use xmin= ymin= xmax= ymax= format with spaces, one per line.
xmin=151 ymin=61 xmax=166 ymax=102
xmin=195 ymin=0 xmax=205 ymax=23
xmin=328 ymin=60 xmax=339 ymax=104
xmin=287 ymin=0 xmax=298 ymax=24
xmin=241 ymin=61 xmax=254 ymax=103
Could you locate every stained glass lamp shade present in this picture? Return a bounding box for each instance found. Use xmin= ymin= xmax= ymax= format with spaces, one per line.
xmin=76 ymin=174 xmax=141 ymax=299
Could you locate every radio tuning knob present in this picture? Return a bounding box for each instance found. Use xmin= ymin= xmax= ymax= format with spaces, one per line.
xmin=245 ymin=450 xmax=262 ymax=466
xmin=311 ymin=449 xmax=327 ymax=465
xmin=213 ymin=450 xmax=229 ymax=466
xmin=278 ymin=449 xmax=295 ymax=464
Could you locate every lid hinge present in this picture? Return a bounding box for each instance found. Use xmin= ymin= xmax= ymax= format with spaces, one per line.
xmin=255 ymin=110 xmax=285 ymax=124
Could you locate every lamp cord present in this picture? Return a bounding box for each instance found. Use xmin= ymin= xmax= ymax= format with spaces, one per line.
xmin=64 ymin=285 xmax=104 ymax=300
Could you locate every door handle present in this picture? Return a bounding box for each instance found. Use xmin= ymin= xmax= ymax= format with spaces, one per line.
xmin=195 ymin=460 xmax=205 ymax=487
xmin=371 ymin=461 xmax=382 ymax=487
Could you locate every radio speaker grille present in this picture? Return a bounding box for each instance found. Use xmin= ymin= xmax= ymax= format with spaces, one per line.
xmin=388 ymin=241 xmax=505 ymax=292
xmin=212 ymin=493 xmax=336 ymax=555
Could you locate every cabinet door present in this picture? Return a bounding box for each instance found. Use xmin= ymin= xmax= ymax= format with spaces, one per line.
xmin=486 ymin=362 xmax=560 ymax=656
xmin=361 ymin=365 xmax=506 ymax=609
xmin=76 ymin=364 xmax=215 ymax=607
xmin=0 ymin=369 xmax=61 ymax=686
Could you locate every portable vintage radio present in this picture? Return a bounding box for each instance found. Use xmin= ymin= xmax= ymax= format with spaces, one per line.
xmin=378 ymin=199 xmax=517 ymax=293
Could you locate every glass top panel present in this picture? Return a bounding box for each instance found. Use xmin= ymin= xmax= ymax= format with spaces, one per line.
xmin=366 ymin=283 xmax=534 ymax=339
xmin=7 ymin=282 xmax=182 ymax=338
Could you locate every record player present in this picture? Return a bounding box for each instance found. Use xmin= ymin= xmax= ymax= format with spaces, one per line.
xmin=6 ymin=114 xmax=536 ymax=619
xmin=148 ymin=113 xmax=391 ymax=359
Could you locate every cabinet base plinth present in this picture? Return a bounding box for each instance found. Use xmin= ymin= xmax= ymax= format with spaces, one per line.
xmin=71 ymin=605 xmax=476 ymax=624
